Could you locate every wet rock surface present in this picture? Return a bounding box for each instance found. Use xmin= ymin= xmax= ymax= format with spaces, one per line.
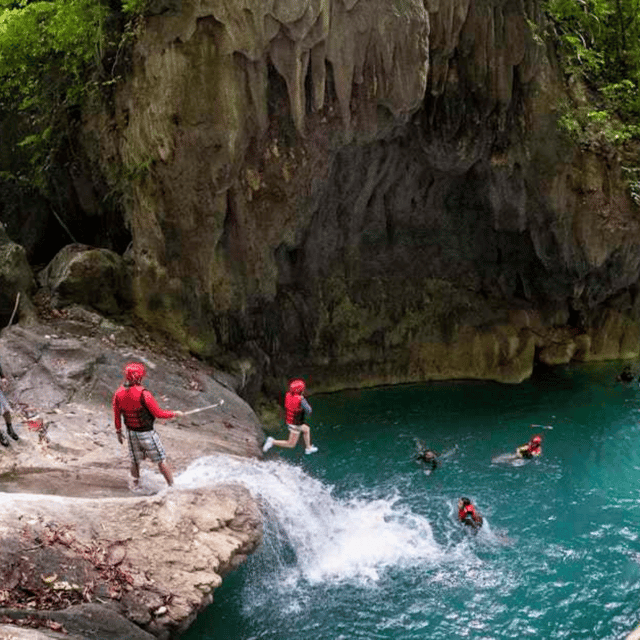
xmin=0 ymin=315 xmax=265 ymax=639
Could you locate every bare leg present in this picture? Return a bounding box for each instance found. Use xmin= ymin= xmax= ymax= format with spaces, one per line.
xmin=159 ymin=460 xmax=174 ymax=486
xmin=272 ymin=430 xmax=301 ymax=449
xmin=130 ymin=461 xmax=140 ymax=487
xmin=4 ymin=410 xmax=17 ymax=440
xmin=301 ymin=424 xmax=312 ymax=449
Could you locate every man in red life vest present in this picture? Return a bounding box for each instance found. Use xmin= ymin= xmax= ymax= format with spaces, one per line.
xmin=113 ymin=362 xmax=183 ymax=489
xmin=516 ymin=434 xmax=542 ymax=459
xmin=458 ymin=497 xmax=483 ymax=530
xmin=262 ymin=379 xmax=318 ymax=455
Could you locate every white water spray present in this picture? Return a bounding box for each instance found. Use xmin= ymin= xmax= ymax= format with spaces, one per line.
xmin=177 ymin=455 xmax=444 ymax=584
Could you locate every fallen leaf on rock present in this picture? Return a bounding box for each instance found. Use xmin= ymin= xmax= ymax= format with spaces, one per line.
xmin=52 ymin=580 xmax=75 ymax=591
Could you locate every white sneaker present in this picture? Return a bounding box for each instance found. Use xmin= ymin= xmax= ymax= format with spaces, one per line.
xmin=262 ymin=436 xmax=274 ymax=453
xmin=305 ymin=445 xmax=318 ymax=455
xmin=130 ymin=482 xmax=144 ymax=494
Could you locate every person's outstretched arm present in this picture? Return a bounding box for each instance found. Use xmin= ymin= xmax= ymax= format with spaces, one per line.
xmin=142 ymin=390 xmax=182 ymax=419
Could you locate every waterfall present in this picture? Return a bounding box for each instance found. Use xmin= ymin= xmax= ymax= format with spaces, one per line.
xmin=177 ymin=455 xmax=444 ymax=585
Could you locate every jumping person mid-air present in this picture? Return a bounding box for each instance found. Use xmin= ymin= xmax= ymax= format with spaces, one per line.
xmin=263 ymin=379 xmax=317 ymax=455
xmin=113 ymin=362 xmax=183 ymax=489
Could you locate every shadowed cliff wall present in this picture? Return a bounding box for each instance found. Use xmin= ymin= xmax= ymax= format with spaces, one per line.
xmin=84 ymin=0 xmax=640 ymax=391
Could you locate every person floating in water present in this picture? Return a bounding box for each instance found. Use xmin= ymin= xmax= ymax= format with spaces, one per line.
xmin=458 ymin=497 xmax=483 ymax=530
xmin=516 ymin=434 xmax=542 ymax=459
xmin=415 ymin=442 xmax=439 ymax=472
xmin=616 ymin=365 xmax=635 ymax=383
xmin=263 ymin=379 xmax=318 ymax=455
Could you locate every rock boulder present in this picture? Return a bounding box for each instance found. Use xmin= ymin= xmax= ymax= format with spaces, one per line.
xmin=0 ymin=224 xmax=36 ymax=326
xmin=0 ymin=317 xmax=266 ymax=639
xmin=39 ymin=245 xmax=133 ymax=316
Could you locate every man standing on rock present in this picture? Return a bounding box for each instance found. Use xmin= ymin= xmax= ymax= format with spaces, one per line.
xmin=113 ymin=362 xmax=183 ymax=489
xmin=0 ymin=362 xmax=18 ymax=446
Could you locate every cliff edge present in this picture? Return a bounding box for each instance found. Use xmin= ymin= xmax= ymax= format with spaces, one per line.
xmin=0 ymin=315 xmax=265 ymax=639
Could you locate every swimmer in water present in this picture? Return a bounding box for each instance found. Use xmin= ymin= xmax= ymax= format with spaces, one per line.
xmin=516 ymin=434 xmax=542 ymax=459
xmin=616 ymin=365 xmax=635 ymax=383
xmin=415 ymin=448 xmax=439 ymax=472
xmin=414 ymin=440 xmax=439 ymax=473
xmin=458 ymin=497 xmax=483 ymax=530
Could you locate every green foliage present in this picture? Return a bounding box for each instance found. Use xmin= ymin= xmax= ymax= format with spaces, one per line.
xmin=0 ymin=1 xmax=146 ymax=189
xmin=622 ymin=166 xmax=640 ymax=206
xmin=545 ymin=0 xmax=640 ymax=123
xmin=545 ymin=0 xmax=640 ymax=201
xmin=122 ymin=0 xmax=147 ymax=15
xmin=557 ymin=100 xmax=640 ymax=146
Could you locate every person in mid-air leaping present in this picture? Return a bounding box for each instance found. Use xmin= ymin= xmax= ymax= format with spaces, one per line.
xmin=263 ymin=379 xmax=317 ymax=455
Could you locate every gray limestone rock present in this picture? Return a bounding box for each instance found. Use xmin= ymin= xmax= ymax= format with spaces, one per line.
xmin=0 ymin=224 xmax=36 ymax=326
xmin=0 ymin=319 xmax=265 ymax=638
xmin=39 ymin=244 xmax=133 ymax=317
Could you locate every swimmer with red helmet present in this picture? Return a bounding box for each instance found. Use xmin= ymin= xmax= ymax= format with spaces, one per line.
xmin=263 ymin=378 xmax=318 ymax=455
xmin=113 ymin=362 xmax=184 ymax=489
xmin=516 ymin=434 xmax=542 ymax=459
xmin=458 ymin=497 xmax=483 ymax=530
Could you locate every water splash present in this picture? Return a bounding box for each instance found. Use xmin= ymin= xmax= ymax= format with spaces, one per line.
xmin=177 ymin=455 xmax=443 ymax=584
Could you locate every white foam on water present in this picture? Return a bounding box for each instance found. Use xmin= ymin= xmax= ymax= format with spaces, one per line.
xmin=177 ymin=454 xmax=444 ymax=584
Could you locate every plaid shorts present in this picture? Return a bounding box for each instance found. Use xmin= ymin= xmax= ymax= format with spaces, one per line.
xmin=0 ymin=389 xmax=10 ymax=414
xmin=127 ymin=429 xmax=166 ymax=465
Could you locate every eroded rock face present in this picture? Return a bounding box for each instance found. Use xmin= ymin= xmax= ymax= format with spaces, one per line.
xmin=39 ymin=244 xmax=133 ymax=316
xmin=0 ymin=487 xmax=262 ymax=639
xmin=0 ymin=320 xmax=265 ymax=639
xmin=79 ymin=0 xmax=640 ymax=388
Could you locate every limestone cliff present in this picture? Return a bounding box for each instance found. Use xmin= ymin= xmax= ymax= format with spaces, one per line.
xmin=79 ymin=0 xmax=640 ymax=389
xmin=0 ymin=320 xmax=264 ymax=640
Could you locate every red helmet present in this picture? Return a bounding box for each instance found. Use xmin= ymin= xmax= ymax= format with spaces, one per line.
xmin=531 ymin=435 xmax=542 ymax=444
xmin=124 ymin=362 xmax=145 ymax=383
xmin=288 ymin=379 xmax=305 ymax=394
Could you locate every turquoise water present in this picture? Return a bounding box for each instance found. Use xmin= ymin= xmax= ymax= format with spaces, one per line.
xmin=180 ymin=362 xmax=640 ymax=640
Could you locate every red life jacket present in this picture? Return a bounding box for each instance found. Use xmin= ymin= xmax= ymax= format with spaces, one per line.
xmin=528 ymin=442 xmax=542 ymax=456
xmin=459 ymin=504 xmax=477 ymax=522
xmin=285 ymin=391 xmax=304 ymax=425
xmin=114 ymin=385 xmax=154 ymax=431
